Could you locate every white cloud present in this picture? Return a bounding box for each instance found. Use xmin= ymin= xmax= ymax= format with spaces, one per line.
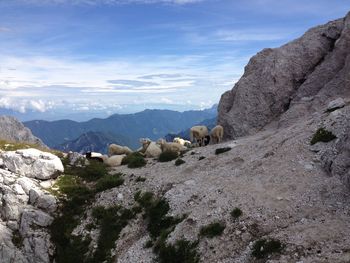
xmin=0 ymin=97 xmax=54 ymax=113
xmin=215 ymin=29 xmax=288 ymax=42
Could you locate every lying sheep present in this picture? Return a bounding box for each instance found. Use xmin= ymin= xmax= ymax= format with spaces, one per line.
xmin=104 ymin=154 xmax=126 ymax=167
xmin=108 ymin=144 xmax=133 ymax=157
xmin=138 ymin=138 xmax=151 ymax=154
xmin=173 ymin=137 xmax=191 ymax=147
xmin=157 ymin=139 xmax=187 ymax=154
xmin=210 ymin=125 xmax=224 ymax=144
xmin=144 ymin=141 xmax=162 ymax=158
xmin=190 ymin=126 xmax=209 ymax=146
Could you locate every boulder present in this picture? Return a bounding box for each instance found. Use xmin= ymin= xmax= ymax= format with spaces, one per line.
xmin=327 ymin=98 xmax=345 ymax=111
xmin=218 ymin=12 xmax=350 ymax=139
xmin=0 ymin=148 xmax=64 ymax=180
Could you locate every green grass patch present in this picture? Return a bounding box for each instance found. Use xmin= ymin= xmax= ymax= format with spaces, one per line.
xmin=230 ymin=207 xmax=242 ymax=219
xmin=175 ymin=158 xmax=186 ymax=166
xmin=64 ymin=160 xmax=108 ymax=181
xmin=199 ymin=222 xmax=226 ymax=238
xmin=95 ymin=173 xmax=124 ymax=192
xmin=158 ymin=151 xmax=178 ymax=162
xmin=215 ymin=147 xmax=232 ymax=155
xmin=310 ymin=128 xmax=337 ymax=145
xmin=122 ymin=152 xmax=147 ymax=168
xmin=252 ymin=238 xmax=283 ymax=259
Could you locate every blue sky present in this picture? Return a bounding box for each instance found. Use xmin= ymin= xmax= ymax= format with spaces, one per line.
xmin=0 ymin=0 xmax=348 ymax=120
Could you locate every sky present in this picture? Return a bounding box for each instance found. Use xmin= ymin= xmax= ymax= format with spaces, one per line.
xmin=0 ymin=0 xmax=349 ymax=121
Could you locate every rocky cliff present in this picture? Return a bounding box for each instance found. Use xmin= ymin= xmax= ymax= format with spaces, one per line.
xmin=0 ymin=116 xmax=45 ymax=147
xmin=218 ymin=12 xmax=350 ymax=139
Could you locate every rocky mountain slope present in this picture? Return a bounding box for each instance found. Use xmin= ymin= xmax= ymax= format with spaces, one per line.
xmin=0 ymin=116 xmax=45 ymax=147
xmin=24 ymin=106 xmax=217 ymax=150
xmin=0 ymin=12 xmax=349 ymax=263
xmin=218 ymin=12 xmax=350 ymax=139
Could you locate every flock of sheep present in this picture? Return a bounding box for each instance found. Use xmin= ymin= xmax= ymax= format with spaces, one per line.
xmin=87 ymin=124 xmax=224 ymax=167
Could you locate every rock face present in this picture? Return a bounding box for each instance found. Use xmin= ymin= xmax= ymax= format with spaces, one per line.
xmin=218 ymin=12 xmax=350 ymax=139
xmin=0 ymin=149 xmax=64 ymax=180
xmin=0 ymin=116 xmax=45 ymax=146
xmin=0 ymin=154 xmax=60 ymax=263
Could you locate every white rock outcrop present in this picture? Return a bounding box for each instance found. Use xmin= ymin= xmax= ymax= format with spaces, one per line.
xmin=0 ymin=149 xmax=60 ymax=263
xmin=0 ymin=148 xmax=64 ymax=180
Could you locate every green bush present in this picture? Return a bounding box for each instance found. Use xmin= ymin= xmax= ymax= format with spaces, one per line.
xmin=122 ymin=152 xmax=147 ymax=168
xmin=175 ymin=158 xmax=186 ymax=166
xmin=95 ymin=174 xmax=124 ymax=192
xmin=159 ymin=151 xmax=178 ymax=162
xmin=215 ymin=147 xmax=232 ymax=155
xmin=157 ymin=239 xmax=200 ymax=263
xmin=310 ymin=128 xmax=337 ymax=145
xmin=252 ymin=238 xmax=283 ymax=259
xmin=230 ymin=207 xmax=242 ymax=219
xmin=199 ymin=222 xmax=226 ymax=238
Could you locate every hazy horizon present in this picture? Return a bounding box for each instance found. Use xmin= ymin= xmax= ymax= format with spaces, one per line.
xmin=0 ymin=0 xmax=349 ymax=121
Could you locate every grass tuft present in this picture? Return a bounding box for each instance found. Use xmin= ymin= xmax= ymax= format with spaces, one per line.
xmin=252 ymin=238 xmax=283 ymax=259
xmin=158 ymin=151 xmax=178 ymax=162
xmin=230 ymin=207 xmax=243 ymax=219
xmin=95 ymin=173 xmax=124 ymax=192
xmin=175 ymin=158 xmax=186 ymax=166
xmin=199 ymin=222 xmax=226 ymax=238
xmin=122 ymin=152 xmax=147 ymax=168
xmin=310 ymin=128 xmax=337 ymax=145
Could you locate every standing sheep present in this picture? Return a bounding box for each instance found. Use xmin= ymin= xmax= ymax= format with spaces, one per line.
xmin=190 ymin=126 xmax=209 ymax=146
xmin=108 ymin=144 xmax=133 ymax=157
xmin=210 ymin=125 xmax=224 ymax=144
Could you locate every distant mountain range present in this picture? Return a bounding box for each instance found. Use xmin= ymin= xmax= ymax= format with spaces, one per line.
xmin=24 ymin=105 xmax=217 ymax=151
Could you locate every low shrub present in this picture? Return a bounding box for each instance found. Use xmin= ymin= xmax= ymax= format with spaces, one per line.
xmin=157 ymin=239 xmax=200 ymax=263
xmin=199 ymin=222 xmax=226 ymax=238
xmin=215 ymin=147 xmax=232 ymax=155
xmin=230 ymin=207 xmax=242 ymax=219
xmin=175 ymin=158 xmax=186 ymax=166
xmin=159 ymin=151 xmax=178 ymax=162
xmin=122 ymin=152 xmax=147 ymax=168
xmin=95 ymin=173 xmax=124 ymax=192
xmin=252 ymin=238 xmax=283 ymax=259
xmin=92 ymin=205 xmax=135 ymax=262
xmin=310 ymin=128 xmax=337 ymax=145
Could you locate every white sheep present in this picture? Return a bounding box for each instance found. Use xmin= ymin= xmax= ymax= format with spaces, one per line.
xmin=108 ymin=144 xmax=133 ymax=157
xmin=173 ymin=137 xmax=192 ymax=147
xmin=157 ymin=139 xmax=187 ymax=154
xmin=190 ymin=126 xmax=209 ymax=146
xmin=144 ymin=141 xmax=162 ymax=158
xmin=104 ymin=154 xmax=126 ymax=167
xmin=210 ymin=125 xmax=224 ymax=144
